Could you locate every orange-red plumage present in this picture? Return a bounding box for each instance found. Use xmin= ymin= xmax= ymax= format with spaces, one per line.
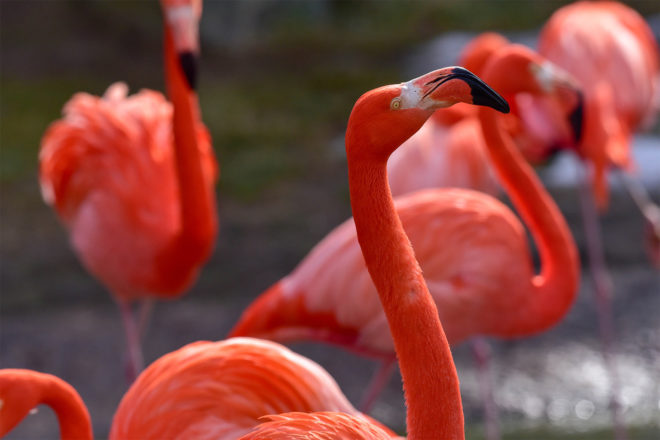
xmin=238 ymin=412 xmax=394 ymax=440
xmin=109 ymin=338 xmax=394 ymax=440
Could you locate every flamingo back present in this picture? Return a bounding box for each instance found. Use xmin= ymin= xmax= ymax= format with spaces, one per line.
xmin=238 ymin=411 xmax=395 ymax=440
xmin=232 ymin=189 xmax=538 ymax=355
xmin=109 ymin=338 xmax=367 ymax=440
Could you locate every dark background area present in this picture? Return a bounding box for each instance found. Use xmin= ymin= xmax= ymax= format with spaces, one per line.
xmin=1 ymin=1 xmax=659 ymax=438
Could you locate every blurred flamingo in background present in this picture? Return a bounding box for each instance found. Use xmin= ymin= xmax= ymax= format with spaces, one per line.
xmin=0 ymin=369 xmax=93 ymax=439
xmin=536 ymin=2 xmax=660 ymax=437
xmin=109 ymin=338 xmax=396 ymax=439
xmin=539 ymin=1 xmax=659 ymax=208
xmin=38 ymin=0 xmax=218 ymax=381
xmin=231 ymin=47 xmax=581 ymax=440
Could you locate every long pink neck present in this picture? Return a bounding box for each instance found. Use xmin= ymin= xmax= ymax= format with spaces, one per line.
xmin=157 ymin=26 xmax=218 ymax=278
xmin=478 ymin=107 xmax=579 ymax=333
xmin=0 ymin=371 xmax=93 ymax=439
xmin=346 ymin=148 xmax=464 ymax=438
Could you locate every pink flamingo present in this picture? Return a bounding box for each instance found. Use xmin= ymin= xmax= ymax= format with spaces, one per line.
xmin=232 ymin=46 xmax=581 ymax=439
xmin=38 ymin=0 xmax=218 ymax=381
xmin=537 ymin=3 xmax=660 ymax=437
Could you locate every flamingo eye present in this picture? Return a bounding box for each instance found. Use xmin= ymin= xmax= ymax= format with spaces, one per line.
xmin=390 ymin=98 xmax=402 ymax=110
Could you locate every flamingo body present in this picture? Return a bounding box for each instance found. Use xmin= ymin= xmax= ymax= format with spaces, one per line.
xmin=110 ymin=338 xmax=393 ymax=440
xmin=39 ymin=83 xmax=217 ymax=301
xmin=232 ymin=186 xmax=570 ymax=353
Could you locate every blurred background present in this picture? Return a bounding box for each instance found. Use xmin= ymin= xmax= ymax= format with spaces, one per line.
xmin=1 ymin=1 xmax=659 ymax=438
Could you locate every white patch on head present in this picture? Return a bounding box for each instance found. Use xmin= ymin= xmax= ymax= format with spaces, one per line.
xmin=399 ymin=81 xmax=423 ymax=109
xmin=165 ymin=5 xmax=193 ymax=25
xmin=530 ymin=61 xmax=557 ymax=92
xmin=399 ymin=80 xmax=452 ymax=111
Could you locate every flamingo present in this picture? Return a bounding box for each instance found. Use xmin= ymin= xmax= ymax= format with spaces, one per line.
xmin=241 ymin=62 xmax=512 ymax=439
xmin=38 ymin=0 xmax=218 ymax=381
xmin=538 ymin=1 xmax=658 ymax=207
xmin=109 ymin=338 xmax=395 ymax=439
xmin=536 ymin=3 xmax=660 ymax=437
xmin=0 ymin=369 xmax=93 ymax=439
xmin=231 ymin=46 xmax=580 ymax=437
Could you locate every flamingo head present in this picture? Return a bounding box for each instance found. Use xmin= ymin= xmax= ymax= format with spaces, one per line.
xmin=160 ymin=0 xmax=201 ymax=89
xmin=346 ymin=66 xmax=509 ymax=162
xmin=483 ymin=44 xmax=585 ymax=147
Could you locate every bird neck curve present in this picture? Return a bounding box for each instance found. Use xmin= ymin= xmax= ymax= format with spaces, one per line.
xmin=346 ymin=132 xmax=464 ymax=439
xmin=0 ymin=371 xmax=93 ymax=440
xmin=155 ymin=23 xmax=218 ymax=284
xmin=478 ymin=106 xmax=579 ymax=333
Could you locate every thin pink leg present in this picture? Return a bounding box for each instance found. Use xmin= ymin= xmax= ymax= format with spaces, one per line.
xmin=617 ymin=171 xmax=660 ymax=267
xmin=118 ymin=300 xmax=144 ymax=384
xmin=137 ymin=298 xmax=155 ymax=342
xmin=359 ymin=356 xmax=396 ymax=414
xmin=471 ymin=337 xmax=500 ymax=440
xmin=577 ymin=164 xmax=627 ymax=440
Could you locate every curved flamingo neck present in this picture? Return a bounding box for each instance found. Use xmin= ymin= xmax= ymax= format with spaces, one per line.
xmin=478 ymin=107 xmax=579 ymax=333
xmin=157 ymin=25 xmax=217 ymax=278
xmin=346 ymin=135 xmax=464 ymax=439
xmin=0 ymin=371 xmax=93 ymax=439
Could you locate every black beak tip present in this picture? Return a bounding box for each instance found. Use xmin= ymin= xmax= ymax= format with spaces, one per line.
xmin=179 ymin=51 xmax=198 ymax=90
xmin=485 ymin=96 xmax=510 ymax=114
xmin=450 ymin=67 xmax=510 ymax=114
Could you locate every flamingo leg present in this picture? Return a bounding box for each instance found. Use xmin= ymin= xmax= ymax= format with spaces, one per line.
xmin=118 ymin=300 xmax=144 ymax=384
xmin=137 ymin=298 xmax=155 ymax=342
xmin=577 ymin=164 xmax=628 ymax=440
xmin=471 ymin=337 xmax=500 ymax=440
xmin=358 ymin=355 xmax=396 ymax=414
xmin=617 ymin=171 xmax=660 ymax=267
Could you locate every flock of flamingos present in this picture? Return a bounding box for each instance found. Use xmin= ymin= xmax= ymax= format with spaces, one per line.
xmin=1 ymin=0 xmax=659 ymax=439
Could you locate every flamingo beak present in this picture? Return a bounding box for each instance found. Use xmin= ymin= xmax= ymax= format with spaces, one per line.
xmin=406 ymin=67 xmax=509 ymax=114
xmin=161 ymin=0 xmax=200 ymax=90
